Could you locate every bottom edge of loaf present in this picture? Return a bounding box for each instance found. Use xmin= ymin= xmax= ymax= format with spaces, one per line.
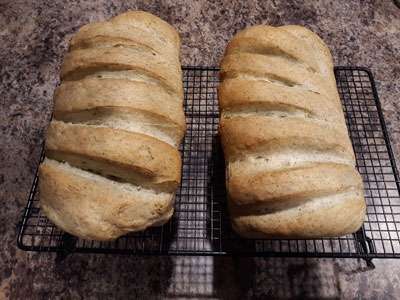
xmin=39 ymin=158 xmax=175 ymax=241
xmin=229 ymin=191 xmax=366 ymax=239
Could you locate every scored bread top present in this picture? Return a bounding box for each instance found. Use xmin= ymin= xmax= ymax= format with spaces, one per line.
xmin=53 ymin=78 xmax=185 ymax=146
xmin=224 ymin=25 xmax=321 ymax=73
xmin=40 ymin=159 xmax=174 ymax=241
xmin=40 ymin=11 xmax=184 ymax=240
xmin=70 ymin=11 xmax=180 ymax=57
xmin=229 ymin=190 xmax=366 ymax=239
xmin=219 ymin=78 xmax=345 ymax=124
xmin=45 ymin=121 xmax=182 ymax=192
xmin=220 ymin=116 xmax=355 ymax=161
xmin=219 ymin=25 xmax=366 ymax=238
xmin=61 ymin=46 xmax=183 ymax=97
xmin=64 ymin=11 xmax=182 ymax=97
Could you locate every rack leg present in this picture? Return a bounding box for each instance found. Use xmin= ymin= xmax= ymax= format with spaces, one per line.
xmin=55 ymin=233 xmax=77 ymax=262
xmin=354 ymin=229 xmax=376 ymax=269
xmin=363 ymin=257 xmax=375 ymax=269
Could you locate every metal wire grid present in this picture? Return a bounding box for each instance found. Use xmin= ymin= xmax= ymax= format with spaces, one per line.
xmin=336 ymin=67 xmax=400 ymax=257
xmin=17 ymin=66 xmax=400 ymax=259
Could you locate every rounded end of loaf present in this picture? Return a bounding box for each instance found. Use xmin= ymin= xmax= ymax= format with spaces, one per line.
xmin=230 ymin=190 xmax=366 ymax=239
xmin=280 ymin=25 xmax=333 ymax=67
xmin=111 ymin=10 xmax=181 ymax=49
xmin=225 ymin=24 xmax=333 ymax=66
xmin=39 ymin=159 xmax=175 ymax=241
xmin=70 ymin=10 xmax=180 ymax=56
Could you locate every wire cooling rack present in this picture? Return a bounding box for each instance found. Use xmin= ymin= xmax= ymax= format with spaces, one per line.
xmin=17 ymin=66 xmax=400 ymax=262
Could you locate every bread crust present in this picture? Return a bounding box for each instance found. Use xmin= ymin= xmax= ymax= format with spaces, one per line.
xmin=70 ymin=11 xmax=180 ymax=53
xmin=46 ymin=121 xmax=181 ymax=192
xmin=39 ymin=11 xmax=184 ymax=240
xmin=61 ymin=46 xmax=183 ymax=97
xmin=40 ymin=159 xmax=174 ymax=241
xmin=220 ymin=25 xmax=366 ymax=238
xmin=224 ymin=25 xmax=320 ymax=73
xmin=230 ymin=190 xmax=366 ymax=238
xmin=220 ymin=116 xmax=354 ymax=161
xmin=53 ymin=78 xmax=186 ymax=145
xmin=54 ymin=77 xmax=185 ymax=127
xmin=218 ymin=78 xmax=344 ymax=124
xmin=228 ymin=163 xmax=363 ymax=205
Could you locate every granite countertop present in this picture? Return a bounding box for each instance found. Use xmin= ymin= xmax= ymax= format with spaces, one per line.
xmin=1 ymin=0 xmax=400 ymax=299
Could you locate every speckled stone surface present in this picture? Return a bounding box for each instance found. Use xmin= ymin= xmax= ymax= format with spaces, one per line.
xmin=1 ymin=0 xmax=400 ymax=299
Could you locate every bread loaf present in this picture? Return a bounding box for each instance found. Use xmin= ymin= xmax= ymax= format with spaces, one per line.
xmin=39 ymin=11 xmax=185 ymax=241
xmin=219 ymin=25 xmax=366 ymax=238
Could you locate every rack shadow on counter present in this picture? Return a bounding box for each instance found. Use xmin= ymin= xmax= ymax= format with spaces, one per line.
xmin=17 ymin=67 xmax=400 ymax=266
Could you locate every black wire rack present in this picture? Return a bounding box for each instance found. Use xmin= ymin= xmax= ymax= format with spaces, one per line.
xmin=17 ymin=66 xmax=400 ymax=262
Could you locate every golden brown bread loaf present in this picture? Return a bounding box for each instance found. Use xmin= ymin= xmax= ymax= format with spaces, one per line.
xmin=219 ymin=25 xmax=366 ymax=238
xmin=39 ymin=11 xmax=185 ymax=241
